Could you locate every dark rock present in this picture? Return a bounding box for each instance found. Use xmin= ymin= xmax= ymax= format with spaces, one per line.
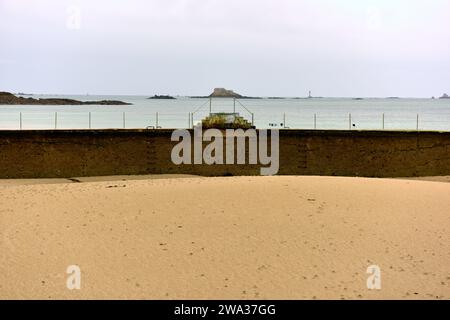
xmin=148 ymin=95 xmax=176 ymax=99
xmin=0 ymin=92 xmax=131 ymax=105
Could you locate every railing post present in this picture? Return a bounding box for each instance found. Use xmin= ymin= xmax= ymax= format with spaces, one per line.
xmin=283 ymin=113 xmax=286 ymax=128
xmin=191 ymin=112 xmax=194 ymax=128
xmin=54 ymin=112 xmax=58 ymax=129
xmin=349 ymin=113 xmax=352 ymax=130
xmin=19 ymin=112 xmax=22 ymax=130
xmin=188 ymin=113 xmax=191 ymax=129
xmin=314 ymin=113 xmax=317 ymax=129
xmin=233 ymin=98 xmax=236 ymax=114
xmin=123 ymin=112 xmax=126 ymax=129
xmin=156 ymin=112 xmax=159 ymax=128
xmin=209 ymin=97 xmax=212 ymax=115
xmin=382 ymin=113 xmax=385 ymax=130
xmin=251 ymin=113 xmax=254 ymax=126
xmin=416 ymin=114 xmax=419 ymax=131
xmin=89 ymin=112 xmax=91 ymax=129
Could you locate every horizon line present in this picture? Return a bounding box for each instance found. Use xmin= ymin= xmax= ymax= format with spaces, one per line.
xmin=6 ymin=91 xmax=445 ymax=100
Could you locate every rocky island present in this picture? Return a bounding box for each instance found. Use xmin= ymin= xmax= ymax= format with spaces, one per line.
xmin=190 ymin=88 xmax=260 ymax=99
xmin=439 ymin=93 xmax=449 ymax=99
xmin=148 ymin=94 xmax=176 ymax=99
xmin=209 ymin=88 xmax=243 ymax=98
xmin=0 ymin=92 xmax=131 ymax=105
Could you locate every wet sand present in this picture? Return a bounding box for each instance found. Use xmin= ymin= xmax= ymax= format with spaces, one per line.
xmin=0 ymin=176 xmax=449 ymax=299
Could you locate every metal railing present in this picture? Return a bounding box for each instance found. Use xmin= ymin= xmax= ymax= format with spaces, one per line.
xmin=189 ymin=98 xmax=254 ymax=128
xmin=1 ymin=111 xmax=449 ymax=131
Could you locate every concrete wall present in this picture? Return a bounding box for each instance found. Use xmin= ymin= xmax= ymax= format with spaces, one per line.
xmin=0 ymin=129 xmax=449 ymax=178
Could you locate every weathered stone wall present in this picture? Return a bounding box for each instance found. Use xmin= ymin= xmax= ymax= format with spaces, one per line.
xmin=0 ymin=129 xmax=449 ymax=178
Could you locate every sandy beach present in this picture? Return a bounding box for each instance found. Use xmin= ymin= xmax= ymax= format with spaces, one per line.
xmin=0 ymin=175 xmax=449 ymax=300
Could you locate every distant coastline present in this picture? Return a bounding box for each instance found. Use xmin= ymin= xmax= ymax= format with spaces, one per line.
xmin=2 ymin=90 xmax=449 ymax=101
xmin=0 ymin=92 xmax=131 ymax=105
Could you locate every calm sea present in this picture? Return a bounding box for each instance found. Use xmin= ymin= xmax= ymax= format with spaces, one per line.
xmin=1 ymin=95 xmax=450 ymax=131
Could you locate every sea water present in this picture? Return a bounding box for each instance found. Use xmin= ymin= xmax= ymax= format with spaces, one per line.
xmin=1 ymin=95 xmax=449 ymax=131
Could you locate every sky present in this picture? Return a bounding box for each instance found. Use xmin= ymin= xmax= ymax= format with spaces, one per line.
xmin=0 ymin=0 xmax=449 ymax=97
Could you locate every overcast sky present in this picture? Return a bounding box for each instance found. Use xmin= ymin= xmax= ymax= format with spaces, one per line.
xmin=0 ymin=0 xmax=449 ymax=97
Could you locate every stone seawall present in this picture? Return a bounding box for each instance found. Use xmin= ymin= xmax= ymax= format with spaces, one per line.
xmin=0 ymin=129 xmax=449 ymax=178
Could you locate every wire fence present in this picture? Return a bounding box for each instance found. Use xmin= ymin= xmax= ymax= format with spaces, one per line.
xmin=2 ymin=97 xmax=450 ymax=131
xmin=0 ymin=111 xmax=449 ymax=131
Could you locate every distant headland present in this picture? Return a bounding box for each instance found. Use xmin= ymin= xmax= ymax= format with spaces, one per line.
xmin=439 ymin=93 xmax=450 ymax=99
xmin=0 ymin=92 xmax=131 ymax=105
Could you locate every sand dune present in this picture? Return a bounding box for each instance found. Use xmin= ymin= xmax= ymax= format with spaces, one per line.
xmin=0 ymin=176 xmax=449 ymax=299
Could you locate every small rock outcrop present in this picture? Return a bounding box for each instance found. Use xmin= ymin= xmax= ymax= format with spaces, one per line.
xmin=439 ymin=93 xmax=450 ymax=99
xmin=148 ymin=95 xmax=175 ymax=99
xmin=0 ymin=92 xmax=131 ymax=105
